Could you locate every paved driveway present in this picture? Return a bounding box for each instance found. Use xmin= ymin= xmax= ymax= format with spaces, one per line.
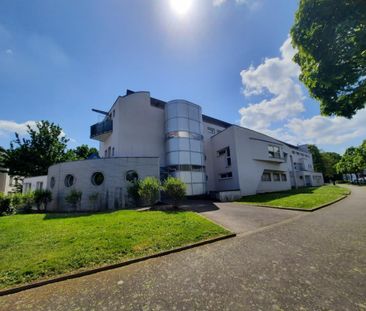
xmin=180 ymin=200 xmax=304 ymax=234
xmin=1 ymin=185 xmax=365 ymax=311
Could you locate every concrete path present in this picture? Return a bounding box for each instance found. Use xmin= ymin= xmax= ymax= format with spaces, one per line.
xmin=181 ymin=200 xmax=304 ymax=234
xmin=1 ymin=185 xmax=365 ymax=311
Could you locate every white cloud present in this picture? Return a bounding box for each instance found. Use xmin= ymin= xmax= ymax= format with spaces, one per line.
xmin=284 ymin=109 xmax=366 ymax=145
xmin=0 ymin=120 xmax=37 ymax=137
xmin=213 ymin=0 xmax=261 ymax=9
xmin=239 ymin=36 xmax=305 ymax=131
xmin=213 ymin=0 xmax=226 ymax=6
xmin=5 ymin=49 xmax=13 ymax=55
xmin=238 ymin=36 xmax=366 ymax=150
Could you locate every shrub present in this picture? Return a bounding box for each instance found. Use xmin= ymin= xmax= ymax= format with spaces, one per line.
xmin=65 ymin=190 xmax=82 ymax=210
xmin=10 ymin=193 xmax=24 ymax=210
xmin=127 ymin=180 xmax=141 ymax=206
xmin=22 ymin=192 xmax=35 ymax=213
xmin=88 ymin=192 xmax=99 ymax=210
xmin=138 ymin=177 xmax=160 ymax=207
xmin=162 ymin=177 xmax=186 ymax=207
xmin=0 ymin=193 xmax=13 ymax=216
xmin=34 ymin=189 xmax=53 ymax=211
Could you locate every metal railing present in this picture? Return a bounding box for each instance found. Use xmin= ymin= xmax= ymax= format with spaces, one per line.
xmin=90 ymin=119 xmax=113 ymax=138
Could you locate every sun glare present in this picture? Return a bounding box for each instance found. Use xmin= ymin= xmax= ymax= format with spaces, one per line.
xmin=170 ymin=0 xmax=193 ymax=15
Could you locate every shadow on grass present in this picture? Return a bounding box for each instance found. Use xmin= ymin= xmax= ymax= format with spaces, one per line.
xmin=237 ymin=187 xmax=318 ymax=203
xmin=140 ymin=200 xmax=219 ymax=214
xmin=43 ymin=210 xmax=117 ymax=220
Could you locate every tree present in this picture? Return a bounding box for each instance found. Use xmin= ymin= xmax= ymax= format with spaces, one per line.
xmin=336 ymin=146 xmax=366 ymax=178
xmin=307 ymin=145 xmax=325 ymax=173
xmin=291 ymin=0 xmax=366 ymax=118
xmin=5 ymin=121 xmax=71 ymax=176
xmin=321 ymin=152 xmax=342 ymax=181
xmin=4 ymin=121 xmax=98 ymax=177
xmin=138 ymin=177 xmax=160 ymax=207
xmin=162 ymin=177 xmax=186 ymax=208
xmin=72 ymin=144 xmax=99 ymax=160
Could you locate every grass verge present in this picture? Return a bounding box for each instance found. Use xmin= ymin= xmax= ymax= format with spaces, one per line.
xmin=236 ymin=185 xmax=350 ymax=210
xmin=0 ymin=210 xmax=229 ymax=289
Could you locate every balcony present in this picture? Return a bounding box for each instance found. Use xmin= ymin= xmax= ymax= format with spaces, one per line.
xmin=90 ymin=119 xmax=113 ymax=141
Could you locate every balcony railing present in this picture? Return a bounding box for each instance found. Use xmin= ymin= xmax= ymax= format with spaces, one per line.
xmin=90 ymin=119 xmax=113 ymax=141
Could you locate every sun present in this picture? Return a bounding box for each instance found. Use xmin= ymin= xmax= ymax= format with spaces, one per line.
xmin=170 ymin=0 xmax=193 ymax=15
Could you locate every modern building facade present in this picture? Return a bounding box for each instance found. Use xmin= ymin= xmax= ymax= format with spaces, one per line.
xmin=38 ymin=89 xmax=323 ymax=211
xmin=89 ymin=90 xmax=323 ymax=201
xmin=47 ymin=157 xmax=159 ymax=211
xmin=22 ymin=175 xmax=48 ymax=194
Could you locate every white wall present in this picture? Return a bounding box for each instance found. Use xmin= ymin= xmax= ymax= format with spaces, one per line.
xmin=47 ymin=157 xmax=159 ymax=212
xmin=22 ymin=176 xmax=48 ymax=194
xmin=207 ymin=126 xmax=292 ymax=196
xmin=99 ymin=92 xmax=166 ymax=166
xmin=0 ymin=169 xmax=22 ymax=194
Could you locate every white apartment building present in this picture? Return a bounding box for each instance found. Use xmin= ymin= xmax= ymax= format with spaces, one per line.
xmin=42 ymin=89 xmax=323 ymax=211
xmin=88 ymin=90 xmax=323 ymax=200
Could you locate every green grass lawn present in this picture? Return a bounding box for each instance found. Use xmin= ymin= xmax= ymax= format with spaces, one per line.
xmin=0 ymin=210 xmax=229 ymax=289
xmin=237 ymin=185 xmax=349 ymax=210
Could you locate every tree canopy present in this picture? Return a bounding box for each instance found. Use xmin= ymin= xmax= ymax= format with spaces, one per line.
xmin=3 ymin=121 xmax=99 ymax=177
xmin=307 ymin=145 xmax=342 ymax=181
xmin=336 ymin=143 xmax=366 ymax=175
xmin=307 ymin=145 xmax=325 ymax=173
xmin=291 ymin=0 xmax=366 ymax=118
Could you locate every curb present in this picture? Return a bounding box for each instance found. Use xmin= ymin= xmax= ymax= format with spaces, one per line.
xmin=241 ymin=193 xmax=350 ymax=212
xmin=0 ymin=232 xmax=236 ymax=297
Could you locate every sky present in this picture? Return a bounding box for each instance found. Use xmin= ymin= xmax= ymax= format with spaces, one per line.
xmin=0 ymin=0 xmax=365 ymax=154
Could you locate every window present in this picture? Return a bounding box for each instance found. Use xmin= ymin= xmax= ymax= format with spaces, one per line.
xmin=50 ymin=177 xmax=56 ymax=189
xmin=219 ymin=172 xmax=232 ymax=179
xmin=126 ymin=170 xmax=139 ymax=183
xmin=113 ymin=109 xmax=115 ymax=117
xmin=261 ymin=172 xmax=271 ymax=182
xmin=64 ymin=174 xmax=75 ymax=187
xmin=23 ymin=183 xmax=32 ymax=193
xmin=108 ymin=146 xmax=111 ymax=157
xmin=36 ymin=181 xmax=43 ymax=190
xmin=227 ymin=157 xmax=232 ymax=166
xmin=281 ymin=173 xmax=287 ymax=182
xmin=104 ymin=150 xmax=107 ymax=158
xmin=273 ymin=173 xmax=280 ymax=182
xmin=91 ymin=172 xmax=104 ymax=186
xmin=112 ymin=147 xmax=115 ymax=157
xmin=217 ymin=148 xmax=226 ymax=157
xmin=166 ymin=131 xmax=203 ymax=140
xmin=217 ymin=147 xmax=231 ymax=167
xmin=268 ymin=145 xmax=281 ymax=158
xmin=207 ymin=127 xmax=215 ymax=134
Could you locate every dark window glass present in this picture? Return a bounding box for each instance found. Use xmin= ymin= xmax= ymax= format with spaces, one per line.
xmin=64 ymin=174 xmax=75 ymax=187
xmin=91 ymin=172 xmax=104 ymax=186
xmin=126 ymin=170 xmax=139 ymax=182
xmin=50 ymin=177 xmax=56 ymax=189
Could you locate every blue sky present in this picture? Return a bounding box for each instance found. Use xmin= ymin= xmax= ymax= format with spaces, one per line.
xmin=0 ymin=0 xmax=365 ymax=154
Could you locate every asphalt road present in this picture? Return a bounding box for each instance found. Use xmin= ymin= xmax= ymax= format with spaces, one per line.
xmin=1 ymin=185 xmax=365 ymax=311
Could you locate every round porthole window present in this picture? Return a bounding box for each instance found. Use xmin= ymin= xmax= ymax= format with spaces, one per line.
xmin=64 ymin=174 xmax=75 ymax=187
xmin=126 ymin=170 xmax=138 ymax=183
xmin=50 ymin=177 xmax=56 ymax=189
xmin=91 ymin=172 xmax=104 ymax=186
